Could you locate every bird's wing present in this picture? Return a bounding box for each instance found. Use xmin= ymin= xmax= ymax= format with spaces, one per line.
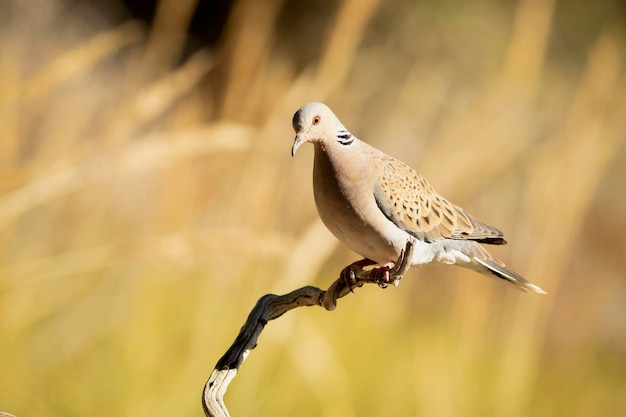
xmin=373 ymin=158 xmax=507 ymax=244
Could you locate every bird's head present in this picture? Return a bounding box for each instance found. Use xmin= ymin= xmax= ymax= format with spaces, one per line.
xmin=291 ymin=102 xmax=353 ymax=156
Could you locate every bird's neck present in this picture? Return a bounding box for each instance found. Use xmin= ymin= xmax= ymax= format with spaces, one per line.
xmin=313 ymin=143 xmax=337 ymax=178
xmin=313 ymin=142 xmax=364 ymax=186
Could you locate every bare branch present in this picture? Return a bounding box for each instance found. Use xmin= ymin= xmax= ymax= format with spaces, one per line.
xmin=202 ymin=240 xmax=415 ymax=417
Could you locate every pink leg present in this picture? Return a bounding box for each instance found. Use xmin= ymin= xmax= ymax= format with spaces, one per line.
xmin=369 ymin=262 xmax=396 ymax=288
xmin=340 ymin=259 xmax=398 ymax=289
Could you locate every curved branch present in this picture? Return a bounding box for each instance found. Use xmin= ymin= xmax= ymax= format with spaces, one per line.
xmin=202 ymin=240 xmax=414 ymax=417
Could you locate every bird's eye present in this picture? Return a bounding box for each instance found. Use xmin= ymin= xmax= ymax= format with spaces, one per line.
xmin=312 ymin=115 xmax=321 ymax=126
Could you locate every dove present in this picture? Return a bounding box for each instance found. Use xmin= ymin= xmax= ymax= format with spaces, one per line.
xmin=291 ymin=102 xmax=545 ymax=294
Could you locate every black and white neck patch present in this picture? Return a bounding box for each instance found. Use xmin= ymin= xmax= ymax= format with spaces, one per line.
xmin=336 ymin=129 xmax=354 ymax=146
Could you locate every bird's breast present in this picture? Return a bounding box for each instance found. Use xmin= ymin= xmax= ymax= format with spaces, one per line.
xmin=311 ymin=145 xmax=403 ymax=264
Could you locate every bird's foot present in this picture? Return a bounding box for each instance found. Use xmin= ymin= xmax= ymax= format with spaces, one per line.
xmin=370 ymin=262 xmax=396 ymax=288
xmin=340 ymin=259 xmax=377 ymax=291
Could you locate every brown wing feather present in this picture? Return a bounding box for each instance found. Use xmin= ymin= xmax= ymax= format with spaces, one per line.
xmin=373 ymin=159 xmax=506 ymax=244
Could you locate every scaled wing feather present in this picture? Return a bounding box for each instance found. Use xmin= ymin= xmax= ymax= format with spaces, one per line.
xmin=373 ymin=159 xmax=506 ymax=244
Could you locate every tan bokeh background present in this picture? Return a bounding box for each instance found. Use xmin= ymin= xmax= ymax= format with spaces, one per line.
xmin=1 ymin=0 xmax=625 ymax=416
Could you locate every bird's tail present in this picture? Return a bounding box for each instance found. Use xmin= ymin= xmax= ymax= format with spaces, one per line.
xmin=472 ymin=256 xmax=546 ymax=294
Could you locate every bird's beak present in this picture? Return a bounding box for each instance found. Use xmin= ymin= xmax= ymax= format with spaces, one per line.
xmin=291 ymin=134 xmax=306 ymax=157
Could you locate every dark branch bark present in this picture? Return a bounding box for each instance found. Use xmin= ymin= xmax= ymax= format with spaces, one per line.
xmin=202 ymin=240 xmax=415 ymax=417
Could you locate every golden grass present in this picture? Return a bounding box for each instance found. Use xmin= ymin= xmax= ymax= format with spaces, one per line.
xmin=1 ymin=0 xmax=625 ymax=416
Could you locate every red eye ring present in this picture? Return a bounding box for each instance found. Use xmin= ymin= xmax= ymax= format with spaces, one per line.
xmin=312 ymin=115 xmax=321 ymax=126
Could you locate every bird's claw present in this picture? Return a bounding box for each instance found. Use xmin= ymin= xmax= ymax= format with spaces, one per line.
xmin=369 ymin=263 xmax=395 ymax=288
xmin=340 ymin=259 xmax=377 ymax=291
xmin=376 ymin=239 xmax=415 ymax=287
xmin=338 ymin=240 xmax=415 ymax=291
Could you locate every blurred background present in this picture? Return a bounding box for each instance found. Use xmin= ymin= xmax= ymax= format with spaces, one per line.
xmin=1 ymin=0 xmax=625 ymax=416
